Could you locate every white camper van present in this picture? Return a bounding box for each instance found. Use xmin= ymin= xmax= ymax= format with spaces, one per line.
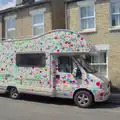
xmin=0 ymin=30 xmax=110 ymax=108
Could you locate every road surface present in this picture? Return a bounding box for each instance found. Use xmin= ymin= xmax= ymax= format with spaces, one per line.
xmin=0 ymin=94 xmax=120 ymax=120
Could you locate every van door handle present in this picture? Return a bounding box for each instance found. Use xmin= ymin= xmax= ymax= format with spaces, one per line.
xmin=56 ymin=75 xmax=60 ymax=79
xmin=5 ymin=74 xmax=11 ymax=77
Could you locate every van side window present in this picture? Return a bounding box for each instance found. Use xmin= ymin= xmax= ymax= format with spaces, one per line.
xmin=16 ymin=53 xmax=46 ymax=67
xmin=58 ymin=56 xmax=73 ymax=73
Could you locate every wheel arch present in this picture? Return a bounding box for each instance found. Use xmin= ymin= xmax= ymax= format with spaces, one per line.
xmin=73 ymin=88 xmax=95 ymax=102
xmin=7 ymin=86 xmax=18 ymax=92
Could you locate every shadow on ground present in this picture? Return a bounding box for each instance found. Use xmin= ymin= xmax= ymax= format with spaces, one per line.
xmin=111 ymin=85 xmax=120 ymax=93
xmin=0 ymin=93 xmax=120 ymax=109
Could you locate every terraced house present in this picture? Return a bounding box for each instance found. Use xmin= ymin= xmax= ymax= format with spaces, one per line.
xmin=0 ymin=0 xmax=65 ymax=40
xmin=65 ymin=0 xmax=120 ymax=89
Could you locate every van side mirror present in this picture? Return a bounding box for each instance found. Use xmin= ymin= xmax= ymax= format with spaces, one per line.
xmin=72 ymin=68 xmax=77 ymax=77
xmin=73 ymin=68 xmax=82 ymax=78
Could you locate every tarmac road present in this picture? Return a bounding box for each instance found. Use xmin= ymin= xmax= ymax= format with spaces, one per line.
xmin=0 ymin=94 xmax=120 ymax=120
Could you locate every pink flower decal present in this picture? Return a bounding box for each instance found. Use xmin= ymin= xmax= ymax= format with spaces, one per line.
xmin=65 ymin=41 xmax=68 ymax=44
xmin=67 ymin=74 xmax=71 ymax=78
xmin=77 ymin=84 xmax=80 ymax=88
xmin=47 ymin=81 xmax=50 ymax=84
xmin=63 ymin=80 xmax=66 ymax=84
xmin=56 ymin=68 xmax=58 ymax=70
xmin=40 ymin=82 xmax=42 ymax=84
xmin=96 ymin=82 xmax=100 ymax=87
xmin=1 ymin=68 xmax=4 ymax=71
xmin=100 ymin=92 xmax=104 ymax=97
xmin=80 ymin=37 xmax=84 ymax=40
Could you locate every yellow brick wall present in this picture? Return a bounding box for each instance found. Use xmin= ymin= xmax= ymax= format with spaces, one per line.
xmin=67 ymin=2 xmax=120 ymax=88
xmin=0 ymin=17 xmax=2 ymax=40
xmin=16 ymin=9 xmax=32 ymax=39
xmin=44 ymin=10 xmax=52 ymax=32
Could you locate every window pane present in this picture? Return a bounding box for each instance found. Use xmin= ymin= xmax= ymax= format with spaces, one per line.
xmin=33 ymin=25 xmax=44 ymax=36
xmin=80 ymin=6 xmax=94 ymax=29
xmin=7 ymin=30 xmax=15 ymax=39
xmin=33 ymin=14 xmax=44 ymax=25
xmin=81 ymin=19 xmax=87 ymax=29
xmin=16 ymin=53 xmax=46 ymax=67
xmin=111 ymin=2 xmax=120 ymax=13
xmin=91 ymin=55 xmax=98 ymax=63
xmin=99 ymin=52 xmax=107 ymax=63
xmin=88 ymin=6 xmax=94 ymax=16
xmin=81 ymin=6 xmax=94 ymax=18
xmin=81 ymin=7 xmax=87 ymax=18
xmin=58 ymin=56 xmax=73 ymax=73
xmin=112 ymin=15 xmax=119 ymax=26
xmin=91 ymin=65 xmax=99 ymax=72
xmin=7 ymin=19 xmax=16 ymax=29
xmin=99 ymin=65 xmax=107 ymax=76
xmin=88 ymin=18 xmax=94 ymax=28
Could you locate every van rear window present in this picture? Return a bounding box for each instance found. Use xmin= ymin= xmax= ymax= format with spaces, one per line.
xmin=16 ymin=53 xmax=46 ymax=67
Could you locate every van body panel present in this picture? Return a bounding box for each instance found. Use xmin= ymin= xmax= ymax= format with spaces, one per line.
xmin=0 ymin=29 xmax=110 ymax=103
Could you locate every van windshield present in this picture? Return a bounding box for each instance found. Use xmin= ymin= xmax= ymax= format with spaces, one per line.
xmin=73 ymin=56 xmax=97 ymax=74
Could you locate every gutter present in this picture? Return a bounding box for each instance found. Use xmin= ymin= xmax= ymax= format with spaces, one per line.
xmin=64 ymin=0 xmax=84 ymax=4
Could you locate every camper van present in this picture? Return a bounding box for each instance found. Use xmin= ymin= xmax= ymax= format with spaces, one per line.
xmin=0 ymin=30 xmax=110 ymax=108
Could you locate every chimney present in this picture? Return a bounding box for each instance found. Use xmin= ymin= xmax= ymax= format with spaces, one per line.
xmin=51 ymin=0 xmax=65 ymax=29
xmin=16 ymin=0 xmax=23 ymax=6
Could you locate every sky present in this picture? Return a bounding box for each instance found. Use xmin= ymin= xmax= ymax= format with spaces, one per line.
xmin=0 ymin=0 xmax=16 ymax=5
xmin=0 ymin=0 xmax=16 ymax=10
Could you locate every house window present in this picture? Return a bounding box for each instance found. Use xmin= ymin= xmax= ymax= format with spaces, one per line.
xmin=5 ymin=16 xmax=16 ymax=39
xmin=32 ymin=13 xmax=44 ymax=36
xmin=90 ymin=51 xmax=108 ymax=77
xmin=80 ymin=6 xmax=95 ymax=30
xmin=16 ymin=53 xmax=46 ymax=67
xmin=111 ymin=1 xmax=120 ymax=27
xmin=35 ymin=0 xmax=41 ymax=2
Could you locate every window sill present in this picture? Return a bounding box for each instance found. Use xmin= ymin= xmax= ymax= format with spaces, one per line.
xmin=109 ymin=27 xmax=120 ymax=31
xmin=90 ymin=63 xmax=107 ymax=66
xmin=79 ymin=29 xmax=96 ymax=34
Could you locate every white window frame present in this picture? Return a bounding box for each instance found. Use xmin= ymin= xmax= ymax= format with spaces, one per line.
xmin=109 ymin=0 xmax=120 ymax=31
xmin=90 ymin=44 xmax=109 ymax=78
xmin=30 ymin=8 xmax=46 ymax=36
xmin=4 ymin=15 xmax=16 ymax=39
xmin=77 ymin=0 xmax=96 ymax=33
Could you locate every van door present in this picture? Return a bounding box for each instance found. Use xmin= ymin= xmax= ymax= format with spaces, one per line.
xmin=55 ymin=56 xmax=78 ymax=98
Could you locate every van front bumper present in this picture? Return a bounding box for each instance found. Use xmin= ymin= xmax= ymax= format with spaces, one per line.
xmin=94 ymin=90 xmax=111 ymax=102
xmin=0 ymin=86 xmax=7 ymax=94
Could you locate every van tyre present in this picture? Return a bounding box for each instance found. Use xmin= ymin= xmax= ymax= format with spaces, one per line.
xmin=9 ymin=87 xmax=20 ymax=99
xmin=74 ymin=90 xmax=93 ymax=108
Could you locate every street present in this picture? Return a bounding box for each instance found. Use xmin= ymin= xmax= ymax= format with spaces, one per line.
xmin=0 ymin=94 xmax=120 ymax=120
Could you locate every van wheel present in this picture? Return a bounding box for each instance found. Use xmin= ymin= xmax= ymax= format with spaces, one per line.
xmin=74 ymin=90 xmax=93 ymax=108
xmin=9 ymin=87 xmax=20 ymax=99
